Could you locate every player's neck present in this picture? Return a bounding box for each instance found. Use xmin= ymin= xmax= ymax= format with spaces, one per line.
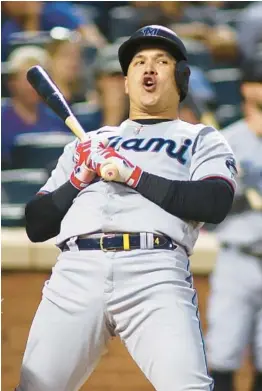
xmin=129 ymin=106 xmax=179 ymax=121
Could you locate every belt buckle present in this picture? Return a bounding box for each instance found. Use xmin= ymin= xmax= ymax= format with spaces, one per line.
xmin=100 ymin=234 xmax=116 ymax=252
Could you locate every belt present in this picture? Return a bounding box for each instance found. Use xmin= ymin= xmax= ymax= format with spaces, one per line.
xmin=60 ymin=233 xmax=177 ymax=252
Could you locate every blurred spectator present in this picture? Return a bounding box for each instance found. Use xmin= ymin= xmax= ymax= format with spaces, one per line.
xmin=179 ymin=66 xmax=218 ymax=128
xmin=236 ymin=2 xmax=262 ymax=68
xmin=91 ymin=42 xmax=128 ymax=126
xmin=205 ymin=1 xmax=262 ymax=63
xmin=154 ymin=1 xmax=261 ymax=63
xmin=1 ymin=45 xmax=69 ymax=169
xmin=241 ymin=57 xmax=262 ymax=137
xmin=206 ymin=57 xmax=262 ymax=391
xmin=132 ymin=1 xmax=164 ymax=26
xmin=189 ymin=66 xmax=216 ymax=104
xmin=1 ymin=1 xmax=106 ymax=62
xmin=112 ymin=2 xmax=239 ymax=63
xmin=158 ymin=2 xmax=225 ymax=41
xmin=45 ymin=27 xmax=87 ymax=105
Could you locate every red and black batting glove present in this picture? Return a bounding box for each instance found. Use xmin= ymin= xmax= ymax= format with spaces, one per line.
xmin=92 ymin=147 xmax=143 ymax=188
xmin=70 ymin=139 xmax=105 ymax=190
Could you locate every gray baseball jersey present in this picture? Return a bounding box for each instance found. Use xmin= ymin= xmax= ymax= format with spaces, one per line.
xmin=40 ymin=119 xmax=236 ymax=255
xmin=215 ymin=119 xmax=262 ymax=246
xmin=17 ymin=119 xmax=236 ymax=391
xmin=206 ymin=119 xmax=262 ymax=372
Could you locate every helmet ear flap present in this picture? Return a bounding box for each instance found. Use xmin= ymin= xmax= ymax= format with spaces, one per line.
xmin=175 ymin=60 xmax=191 ymax=102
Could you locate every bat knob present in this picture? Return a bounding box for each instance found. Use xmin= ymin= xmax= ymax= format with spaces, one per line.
xmin=101 ymin=163 xmax=118 ymax=181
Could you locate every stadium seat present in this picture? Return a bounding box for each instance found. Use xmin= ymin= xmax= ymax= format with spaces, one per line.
xmin=1 ymin=168 xmax=48 ymax=227
xmin=8 ymin=31 xmax=51 ymax=51
xmin=206 ymin=67 xmax=242 ymax=127
xmin=109 ymin=6 xmax=142 ymax=41
xmin=109 ymin=5 xmax=169 ymax=41
xmin=206 ymin=67 xmax=242 ymax=105
xmin=175 ymin=38 xmax=213 ymax=72
xmin=189 ymin=66 xmax=216 ymax=104
xmin=11 ymin=132 xmax=75 ymax=171
xmin=1 ymin=168 xmax=48 ymax=204
xmin=215 ymin=104 xmax=242 ymax=129
xmin=82 ymin=45 xmax=98 ymax=68
xmin=1 ymin=204 xmax=26 ymax=227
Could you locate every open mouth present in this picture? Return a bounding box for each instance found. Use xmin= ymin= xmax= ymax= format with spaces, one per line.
xmin=143 ymin=76 xmax=157 ymax=92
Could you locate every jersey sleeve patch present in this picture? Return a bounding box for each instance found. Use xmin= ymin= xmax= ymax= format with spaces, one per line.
xmin=226 ymin=157 xmax=238 ymax=178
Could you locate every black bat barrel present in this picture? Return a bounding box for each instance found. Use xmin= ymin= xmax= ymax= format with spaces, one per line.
xmin=26 ymin=65 xmax=72 ymax=121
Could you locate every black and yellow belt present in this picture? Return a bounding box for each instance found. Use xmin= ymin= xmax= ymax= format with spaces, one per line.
xmin=60 ymin=233 xmax=177 ymax=252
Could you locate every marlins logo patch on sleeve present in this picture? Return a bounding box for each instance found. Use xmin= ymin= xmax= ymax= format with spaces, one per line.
xmin=226 ymin=158 xmax=238 ymax=178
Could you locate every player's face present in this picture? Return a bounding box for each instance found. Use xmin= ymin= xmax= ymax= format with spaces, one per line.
xmin=9 ymin=63 xmax=40 ymax=106
xmin=125 ymin=48 xmax=180 ymax=116
xmin=51 ymin=41 xmax=81 ymax=83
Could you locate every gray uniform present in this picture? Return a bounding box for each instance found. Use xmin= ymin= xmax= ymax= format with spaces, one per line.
xmin=17 ymin=119 xmax=236 ymax=391
xmin=206 ymin=119 xmax=262 ymax=371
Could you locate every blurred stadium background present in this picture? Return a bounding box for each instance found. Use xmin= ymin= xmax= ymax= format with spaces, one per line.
xmin=1 ymin=1 xmax=261 ymax=390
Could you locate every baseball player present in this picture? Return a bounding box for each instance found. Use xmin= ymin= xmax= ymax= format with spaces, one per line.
xmin=206 ymin=59 xmax=262 ymax=391
xmin=16 ymin=25 xmax=237 ymax=391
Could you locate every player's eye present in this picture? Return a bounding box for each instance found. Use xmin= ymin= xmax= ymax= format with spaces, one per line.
xmin=135 ymin=60 xmax=145 ymax=65
xmin=158 ymin=59 xmax=168 ymax=64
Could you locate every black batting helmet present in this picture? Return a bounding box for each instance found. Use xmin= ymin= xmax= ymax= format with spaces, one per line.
xmin=118 ymin=25 xmax=190 ymax=101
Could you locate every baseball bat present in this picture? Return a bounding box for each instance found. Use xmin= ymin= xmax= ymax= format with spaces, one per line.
xmin=26 ymin=65 xmax=118 ymax=181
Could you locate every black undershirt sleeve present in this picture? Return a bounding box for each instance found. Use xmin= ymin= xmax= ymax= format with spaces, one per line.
xmin=136 ymin=172 xmax=234 ymax=224
xmin=25 ymin=181 xmax=79 ymax=242
xmin=25 ymin=173 xmax=234 ymax=243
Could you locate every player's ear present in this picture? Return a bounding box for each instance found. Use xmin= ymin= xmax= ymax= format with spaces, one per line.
xmin=124 ymin=77 xmax=129 ymax=95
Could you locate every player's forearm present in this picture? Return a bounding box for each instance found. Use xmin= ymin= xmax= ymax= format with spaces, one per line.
xmin=136 ymin=173 xmax=234 ymax=224
xmin=25 ymin=181 xmax=79 ymax=242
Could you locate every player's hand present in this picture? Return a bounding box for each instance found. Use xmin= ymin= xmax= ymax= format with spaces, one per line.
xmin=70 ymin=138 xmax=107 ymax=190
xmin=91 ymin=147 xmax=142 ymax=188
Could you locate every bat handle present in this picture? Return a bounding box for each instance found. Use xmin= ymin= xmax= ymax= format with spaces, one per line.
xmin=65 ymin=115 xmax=87 ymax=141
xmin=64 ymin=115 xmax=118 ymax=181
xmin=100 ymin=163 xmax=119 ymax=181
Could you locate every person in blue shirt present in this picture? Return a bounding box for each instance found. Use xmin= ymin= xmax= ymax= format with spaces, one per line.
xmin=1 ymin=45 xmax=69 ymax=169
xmin=1 ymin=1 xmax=106 ymax=62
xmin=92 ymin=42 xmax=128 ymax=127
xmin=45 ymin=27 xmax=88 ymax=106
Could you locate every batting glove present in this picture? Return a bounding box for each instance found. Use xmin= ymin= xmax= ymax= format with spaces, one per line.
xmin=70 ymin=139 xmax=106 ymax=190
xmin=93 ymin=147 xmax=143 ymax=188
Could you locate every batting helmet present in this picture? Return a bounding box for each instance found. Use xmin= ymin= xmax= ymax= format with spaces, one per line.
xmin=118 ymin=25 xmax=190 ymax=101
